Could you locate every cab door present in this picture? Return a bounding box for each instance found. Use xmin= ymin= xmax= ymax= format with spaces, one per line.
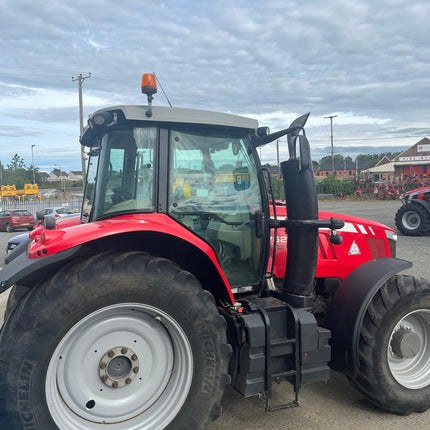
xmin=168 ymin=128 xmax=266 ymax=289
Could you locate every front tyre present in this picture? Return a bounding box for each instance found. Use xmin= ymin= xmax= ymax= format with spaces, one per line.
xmin=0 ymin=251 xmax=230 ymax=430
xmin=350 ymin=275 xmax=430 ymax=414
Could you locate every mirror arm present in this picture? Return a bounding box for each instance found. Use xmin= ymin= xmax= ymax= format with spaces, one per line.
xmin=254 ymin=112 xmax=310 ymax=148
xmin=255 ymin=126 xmax=299 ymax=147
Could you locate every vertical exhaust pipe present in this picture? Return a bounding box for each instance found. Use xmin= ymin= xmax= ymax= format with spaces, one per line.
xmin=280 ymin=133 xmax=319 ymax=309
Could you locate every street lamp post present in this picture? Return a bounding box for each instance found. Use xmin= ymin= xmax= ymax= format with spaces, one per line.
xmin=54 ymin=164 xmax=65 ymax=193
xmin=324 ymin=115 xmax=337 ymax=175
xmin=31 ymin=145 xmax=36 ymax=184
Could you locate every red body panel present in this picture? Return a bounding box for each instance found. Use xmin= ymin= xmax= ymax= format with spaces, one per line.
xmin=28 ymin=213 xmax=234 ymax=301
xmin=270 ymin=206 xmax=395 ymax=281
xmin=28 ymin=207 xmax=394 ymax=298
xmin=406 ymin=186 xmax=430 ymax=194
xmin=405 ymin=186 xmax=430 ymax=201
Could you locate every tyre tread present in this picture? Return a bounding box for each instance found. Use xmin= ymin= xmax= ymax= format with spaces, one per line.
xmin=350 ymin=275 xmax=430 ymax=415
xmin=395 ymin=203 xmax=430 ymax=236
xmin=0 ymin=251 xmax=230 ymax=430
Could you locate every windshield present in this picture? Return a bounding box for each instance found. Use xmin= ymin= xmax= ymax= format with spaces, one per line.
xmin=86 ymin=127 xmax=157 ymax=219
xmin=168 ymin=129 xmax=264 ymax=287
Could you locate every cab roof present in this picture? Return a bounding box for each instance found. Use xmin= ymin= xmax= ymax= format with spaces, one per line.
xmin=81 ymin=105 xmax=259 ymax=147
xmin=94 ymin=105 xmax=257 ymax=129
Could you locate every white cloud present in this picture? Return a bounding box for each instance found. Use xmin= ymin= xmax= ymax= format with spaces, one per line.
xmin=0 ymin=84 xmax=108 ymax=111
xmin=0 ymin=0 xmax=429 ymax=171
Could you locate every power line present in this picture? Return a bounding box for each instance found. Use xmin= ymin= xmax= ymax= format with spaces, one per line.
xmin=310 ymin=136 xmax=424 ymax=143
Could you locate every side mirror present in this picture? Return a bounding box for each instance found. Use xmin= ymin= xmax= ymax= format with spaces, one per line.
xmin=299 ymin=135 xmax=311 ymax=171
xmin=232 ymin=142 xmax=241 ymax=156
xmin=44 ymin=215 xmax=57 ymax=230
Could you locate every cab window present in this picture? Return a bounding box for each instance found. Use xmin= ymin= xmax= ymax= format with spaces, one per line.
xmin=92 ymin=127 xmax=156 ymax=219
xmin=168 ymin=128 xmax=264 ymax=288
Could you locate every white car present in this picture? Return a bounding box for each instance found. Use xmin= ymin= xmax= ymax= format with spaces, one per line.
xmin=36 ymin=207 xmax=74 ymax=220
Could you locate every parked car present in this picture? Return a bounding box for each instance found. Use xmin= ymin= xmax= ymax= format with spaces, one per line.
xmin=6 ymin=213 xmax=81 ymax=255
xmin=36 ymin=207 xmax=74 ymax=221
xmin=0 ymin=209 xmax=35 ymax=232
xmin=6 ymin=232 xmax=29 ymax=254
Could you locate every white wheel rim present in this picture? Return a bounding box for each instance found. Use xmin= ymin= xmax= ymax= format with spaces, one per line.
xmin=388 ymin=309 xmax=430 ymax=389
xmin=46 ymin=303 xmax=193 ymax=429
xmin=402 ymin=210 xmax=420 ymax=229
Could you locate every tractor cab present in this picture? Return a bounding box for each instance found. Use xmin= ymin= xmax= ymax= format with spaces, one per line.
xmin=80 ymin=74 xmax=319 ymax=297
xmin=82 ymin=105 xmax=268 ymax=290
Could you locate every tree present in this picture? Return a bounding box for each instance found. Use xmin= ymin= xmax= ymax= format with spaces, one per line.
xmin=1 ymin=154 xmax=48 ymax=188
xmin=319 ymin=154 xmax=346 ymax=167
xmin=3 ymin=154 xmax=30 ymax=188
xmin=7 ymin=154 xmax=26 ymax=172
xmin=355 ymin=152 xmax=402 ymax=170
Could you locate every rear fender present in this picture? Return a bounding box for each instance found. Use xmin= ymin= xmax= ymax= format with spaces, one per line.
xmin=407 ymin=199 xmax=430 ymax=212
xmin=0 ymin=224 xmax=234 ymax=304
xmin=324 ymin=257 xmax=412 ymax=376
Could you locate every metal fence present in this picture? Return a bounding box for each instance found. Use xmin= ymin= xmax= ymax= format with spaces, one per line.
xmin=0 ymin=197 xmax=82 ymax=216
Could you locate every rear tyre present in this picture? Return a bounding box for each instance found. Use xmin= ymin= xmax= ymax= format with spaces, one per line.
xmin=4 ymin=284 xmax=30 ymax=321
xmin=395 ymin=203 xmax=430 ymax=236
xmin=5 ymin=223 xmax=12 ymax=233
xmin=0 ymin=251 xmax=231 ymax=429
xmin=349 ymin=275 xmax=430 ymax=414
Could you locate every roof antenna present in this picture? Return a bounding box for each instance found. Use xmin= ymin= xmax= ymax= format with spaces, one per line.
xmin=153 ymin=72 xmax=173 ymax=107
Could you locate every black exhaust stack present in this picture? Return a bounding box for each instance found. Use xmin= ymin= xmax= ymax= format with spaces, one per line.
xmin=280 ymin=116 xmax=319 ymax=308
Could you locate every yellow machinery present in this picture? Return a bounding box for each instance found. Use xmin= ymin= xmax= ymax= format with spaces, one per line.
xmin=0 ymin=184 xmax=42 ymax=201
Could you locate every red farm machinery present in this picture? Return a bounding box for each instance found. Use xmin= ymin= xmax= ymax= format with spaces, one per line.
xmin=0 ymin=74 xmax=429 ymax=430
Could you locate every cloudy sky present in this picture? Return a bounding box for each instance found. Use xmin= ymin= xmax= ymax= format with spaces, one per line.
xmin=1 ymin=0 xmax=429 ymax=173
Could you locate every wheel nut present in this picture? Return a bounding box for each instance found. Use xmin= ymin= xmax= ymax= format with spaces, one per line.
xmin=102 ymin=375 xmax=108 ymax=382
xmin=108 ymin=350 xmax=115 ymax=358
xmin=99 ymin=362 xmax=106 ymax=369
xmin=112 ymin=382 xmax=118 ymax=388
xmin=131 ymin=354 xmax=138 ymax=361
xmin=125 ymin=378 xmax=132 ymax=385
xmin=133 ymin=367 xmax=139 ymax=373
xmin=121 ymin=347 xmax=128 ymax=354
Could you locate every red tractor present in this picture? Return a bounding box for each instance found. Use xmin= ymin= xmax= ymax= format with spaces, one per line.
xmin=1 ymin=74 xmax=429 ymax=430
xmin=395 ymin=186 xmax=430 ymax=235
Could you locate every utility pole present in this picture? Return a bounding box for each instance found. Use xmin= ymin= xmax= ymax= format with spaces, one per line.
xmin=324 ymin=115 xmax=337 ymax=175
xmin=72 ymin=73 xmax=91 ymax=187
xmin=276 ymin=139 xmax=281 ymax=198
xmin=31 ymin=145 xmax=35 ymax=184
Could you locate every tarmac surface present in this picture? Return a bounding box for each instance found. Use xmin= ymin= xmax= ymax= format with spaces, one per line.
xmin=0 ymin=199 xmax=428 ymax=429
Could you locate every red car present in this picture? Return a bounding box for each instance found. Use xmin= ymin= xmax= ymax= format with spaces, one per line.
xmin=0 ymin=209 xmax=35 ymax=232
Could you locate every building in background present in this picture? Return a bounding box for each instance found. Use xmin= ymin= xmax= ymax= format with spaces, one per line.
xmin=366 ymin=137 xmax=430 ymax=182
xmin=314 ymin=160 xmax=357 ymax=178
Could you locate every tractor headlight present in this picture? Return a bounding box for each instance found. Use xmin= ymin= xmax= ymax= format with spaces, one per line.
xmin=385 ymin=229 xmax=397 ymax=257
